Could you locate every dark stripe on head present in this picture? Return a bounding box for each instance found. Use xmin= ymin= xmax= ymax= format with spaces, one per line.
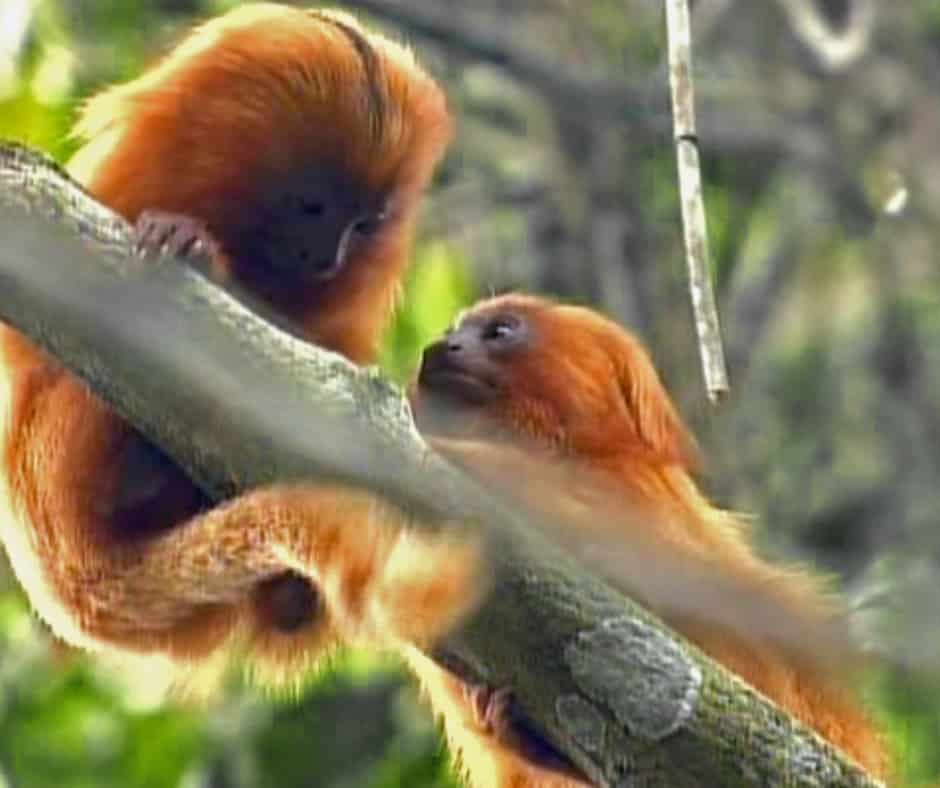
xmin=308 ymin=11 xmax=385 ymax=143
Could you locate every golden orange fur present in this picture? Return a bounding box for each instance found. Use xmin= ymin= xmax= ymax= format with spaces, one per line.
xmin=0 ymin=3 xmax=452 ymax=688
xmin=409 ymin=293 xmax=887 ymax=785
xmin=70 ymin=4 xmax=451 ymax=362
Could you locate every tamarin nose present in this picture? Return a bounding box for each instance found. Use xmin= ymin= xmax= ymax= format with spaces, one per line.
xmin=443 ymin=325 xmax=481 ymax=355
xmin=420 ymin=327 xmax=479 ymax=379
xmin=308 ymin=221 xmax=357 ymax=280
xmin=422 ymin=340 xmax=451 ymax=368
xmin=312 ymin=257 xmax=340 ymax=277
xmin=418 ymin=340 xmax=458 ymax=382
xmin=311 ymin=242 xmax=347 ymax=279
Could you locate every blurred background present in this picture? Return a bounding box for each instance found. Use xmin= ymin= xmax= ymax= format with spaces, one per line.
xmin=1 ymin=0 xmax=939 ymax=785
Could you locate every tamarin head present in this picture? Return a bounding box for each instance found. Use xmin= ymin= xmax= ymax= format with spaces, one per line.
xmin=68 ymin=3 xmax=452 ymax=361
xmin=414 ymin=294 xmax=698 ymax=468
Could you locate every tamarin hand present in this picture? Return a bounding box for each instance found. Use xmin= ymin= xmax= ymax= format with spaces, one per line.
xmin=132 ymin=210 xmax=222 ymax=276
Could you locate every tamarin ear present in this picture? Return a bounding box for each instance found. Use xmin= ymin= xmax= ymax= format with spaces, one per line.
xmin=613 ymin=338 xmax=700 ymax=470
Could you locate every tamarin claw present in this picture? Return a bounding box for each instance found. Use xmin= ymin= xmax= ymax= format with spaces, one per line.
xmin=133 ymin=210 xmax=220 ymax=269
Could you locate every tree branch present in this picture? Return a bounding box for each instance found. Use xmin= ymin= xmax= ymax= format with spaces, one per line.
xmin=664 ymin=0 xmax=729 ymax=403
xmin=0 ymin=142 xmax=882 ymax=787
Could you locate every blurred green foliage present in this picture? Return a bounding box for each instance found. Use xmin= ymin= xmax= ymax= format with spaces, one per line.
xmin=380 ymin=243 xmax=476 ymax=383
xmin=869 ymin=669 xmax=940 ymax=787
xmin=0 ymin=587 xmax=459 ymax=788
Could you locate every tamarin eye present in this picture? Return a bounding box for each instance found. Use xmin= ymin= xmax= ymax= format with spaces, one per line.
xmin=481 ymin=315 xmax=521 ymax=344
xmin=300 ymin=199 xmax=325 ymax=217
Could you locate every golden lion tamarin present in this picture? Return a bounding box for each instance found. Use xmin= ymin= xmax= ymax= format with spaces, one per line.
xmin=408 ymin=293 xmax=887 ymax=785
xmin=0 ymin=3 xmax=454 ymax=685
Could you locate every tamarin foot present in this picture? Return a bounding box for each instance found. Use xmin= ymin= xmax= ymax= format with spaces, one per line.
xmin=464 ymin=682 xmax=578 ymax=773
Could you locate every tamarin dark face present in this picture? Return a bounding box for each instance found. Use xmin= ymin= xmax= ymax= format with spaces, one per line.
xmin=415 ymin=295 xmax=569 ymax=447
xmin=226 ymin=164 xmax=394 ymax=310
xmin=236 ymin=166 xmax=389 ymax=284
xmin=414 ymin=294 xmax=696 ymax=467
xmin=419 ymin=307 xmax=528 ymax=406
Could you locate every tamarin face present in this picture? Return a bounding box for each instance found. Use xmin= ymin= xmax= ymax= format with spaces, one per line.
xmin=227 ymin=162 xmax=399 ymax=314
xmin=235 ymin=165 xmax=389 ymax=284
xmin=414 ymin=294 xmax=696 ymax=467
xmin=68 ymin=4 xmax=452 ymax=359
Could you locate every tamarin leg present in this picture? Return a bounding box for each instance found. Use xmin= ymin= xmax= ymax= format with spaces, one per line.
xmin=95 ymin=485 xmax=480 ymax=656
xmin=0 ymin=348 xmax=479 ymax=673
xmin=462 ymin=684 xmax=576 ymax=774
xmin=405 ymin=649 xmax=591 ymax=788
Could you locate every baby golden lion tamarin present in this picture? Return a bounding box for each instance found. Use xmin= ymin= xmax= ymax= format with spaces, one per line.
xmin=0 ymin=3 xmax=456 ymax=684
xmin=410 ymin=294 xmax=887 ymax=785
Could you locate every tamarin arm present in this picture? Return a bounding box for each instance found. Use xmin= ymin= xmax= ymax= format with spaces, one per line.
xmin=101 ymin=485 xmax=481 ymax=654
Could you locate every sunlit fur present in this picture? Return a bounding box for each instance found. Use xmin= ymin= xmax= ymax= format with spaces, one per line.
xmin=0 ymin=3 xmax=452 ymax=691
xmin=410 ymin=294 xmax=887 ymax=785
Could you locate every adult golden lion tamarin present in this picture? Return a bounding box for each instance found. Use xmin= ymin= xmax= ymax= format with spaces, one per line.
xmin=0 ymin=3 xmax=454 ymax=684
